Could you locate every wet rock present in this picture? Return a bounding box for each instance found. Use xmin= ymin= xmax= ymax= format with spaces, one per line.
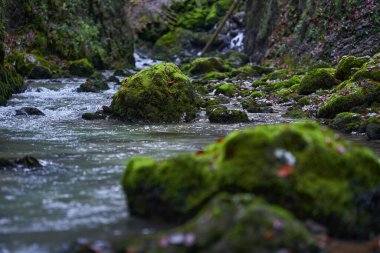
xmin=111 ymin=63 xmax=198 ymax=123
xmin=208 ymin=106 xmax=249 ymax=123
xmin=284 ymin=105 xmax=308 ymax=118
xmin=122 ymin=155 xmax=217 ymax=221
xmin=1 ymin=156 xmax=41 ymax=170
xmin=15 ymin=156 xmax=42 ymax=168
xmin=126 ymin=193 xmax=319 ymax=253
xmin=82 ymin=111 xmax=107 ymax=120
xmin=113 ymin=69 xmax=132 ymax=77
xmin=215 ymin=84 xmax=238 ymax=97
xmin=186 ymin=57 xmax=230 ymax=75
xmin=353 ymin=53 xmax=380 ymax=82
xmin=16 ymin=107 xmax=45 ymax=116
xmin=241 ymin=98 xmax=273 ymax=113
xmin=299 ymin=68 xmax=338 ymax=95
xmin=28 ymin=65 xmax=53 ymax=79
xmin=0 ymin=64 xmax=25 ymax=106
xmin=122 ymin=122 xmax=380 ymax=237
xmin=317 ymin=79 xmax=380 ymax=118
xmin=335 ymin=55 xmax=369 ymax=81
xmin=106 ymin=75 xmax=121 ymax=84
xmin=69 ymin=59 xmax=94 ymax=77
xmin=330 ymin=112 xmax=362 ymax=133
xmin=366 ymin=118 xmax=380 ymax=140
xmin=77 ymin=79 xmax=109 ymax=92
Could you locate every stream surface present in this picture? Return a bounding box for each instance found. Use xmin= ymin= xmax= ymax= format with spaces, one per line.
xmin=0 ymin=61 xmax=379 ymax=253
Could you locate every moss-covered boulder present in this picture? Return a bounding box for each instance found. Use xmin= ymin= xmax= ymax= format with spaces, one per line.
xmin=122 ymin=155 xmax=217 ymax=221
xmin=68 ymin=59 xmax=95 ymax=77
xmin=0 ymin=64 xmax=25 ymax=106
xmin=241 ymin=98 xmax=273 ymax=113
xmin=330 ymin=112 xmax=362 ymax=133
xmin=298 ymin=68 xmax=338 ymax=95
xmin=208 ymin=107 xmax=249 ymax=123
xmin=126 ymin=193 xmax=318 ymax=253
xmin=215 ymin=84 xmax=237 ymax=97
xmin=352 ymin=53 xmax=380 ymax=82
xmin=122 ymin=121 xmax=380 ymax=237
xmin=7 ymin=51 xmax=61 ymax=79
xmin=186 ymin=57 xmax=230 ymax=75
xmin=284 ymin=105 xmax=309 ymax=118
xmin=317 ymin=79 xmax=380 ymax=118
xmin=335 ymin=55 xmax=370 ymax=81
xmin=111 ymin=63 xmax=198 ymax=123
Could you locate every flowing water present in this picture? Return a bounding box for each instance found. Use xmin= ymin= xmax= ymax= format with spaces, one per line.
xmin=0 ymin=62 xmax=379 ymax=253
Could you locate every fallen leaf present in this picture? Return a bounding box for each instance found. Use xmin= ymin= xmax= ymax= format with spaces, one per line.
xmin=276 ymin=164 xmax=294 ymax=178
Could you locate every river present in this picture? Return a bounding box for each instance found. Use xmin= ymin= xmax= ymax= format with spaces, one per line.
xmin=0 ymin=60 xmax=379 ymax=253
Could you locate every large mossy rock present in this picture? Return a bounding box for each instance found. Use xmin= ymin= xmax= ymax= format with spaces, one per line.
xmin=111 ymin=63 xmax=198 ymax=123
xmin=0 ymin=64 xmax=25 ymax=106
xmin=298 ymin=68 xmax=338 ymax=95
xmin=317 ymin=79 xmax=380 ymax=118
xmin=126 ymin=193 xmax=318 ymax=253
xmin=335 ymin=55 xmax=369 ymax=81
xmin=122 ymin=121 xmax=380 ymax=237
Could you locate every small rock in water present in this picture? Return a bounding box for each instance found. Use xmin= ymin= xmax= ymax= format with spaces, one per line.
xmin=0 ymin=156 xmax=42 ymax=170
xmin=82 ymin=111 xmax=107 ymax=120
xmin=15 ymin=156 xmax=42 ymax=168
xmin=16 ymin=107 xmax=45 ymax=116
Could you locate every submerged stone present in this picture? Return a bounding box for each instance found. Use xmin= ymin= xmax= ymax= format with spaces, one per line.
xmin=111 ymin=63 xmax=198 ymax=123
xmin=122 ymin=121 xmax=380 ymax=237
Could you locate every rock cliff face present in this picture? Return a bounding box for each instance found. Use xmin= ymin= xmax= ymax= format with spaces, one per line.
xmin=244 ymin=0 xmax=380 ymax=64
xmin=2 ymin=0 xmax=134 ymax=67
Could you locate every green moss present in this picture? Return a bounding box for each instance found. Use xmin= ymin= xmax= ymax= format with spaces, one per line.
xmin=330 ymin=112 xmax=362 ymax=133
xmin=270 ymin=75 xmax=301 ymax=90
xmin=111 ymin=62 xmax=198 ymax=123
xmin=335 ymin=55 xmax=370 ymax=81
xmin=122 ymin=121 xmax=380 ymax=237
xmin=126 ymin=193 xmax=318 ymax=253
xmin=215 ymin=84 xmax=237 ymax=97
xmin=77 ymin=75 xmax=109 ymax=93
xmin=249 ymin=90 xmax=265 ymax=98
xmin=0 ymin=64 xmax=25 ymax=106
xmin=299 ymin=68 xmax=338 ymax=95
xmin=261 ymin=69 xmax=289 ymax=81
xmin=241 ymin=98 xmax=273 ymax=113
xmin=317 ymin=80 xmax=380 ymax=118
xmin=68 ymin=58 xmax=94 ymax=77
xmin=203 ymin=71 xmax=228 ymax=81
xmin=284 ymin=105 xmax=309 ymax=118
xmin=208 ymin=107 xmax=249 ymax=123
xmin=352 ymin=53 xmax=380 ymax=82
xmin=228 ymin=65 xmax=272 ymax=78
xmin=187 ymin=57 xmax=231 ymax=75
xmin=122 ymin=155 xmax=217 ymax=221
